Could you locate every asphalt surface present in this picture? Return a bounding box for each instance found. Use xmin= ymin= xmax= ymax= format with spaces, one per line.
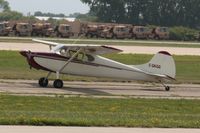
xmin=1 ymin=36 xmax=200 ymax=45
xmin=1 ymin=42 xmax=200 ymax=55
xmin=1 ymin=79 xmax=200 ymax=99
xmin=1 ymin=126 xmax=200 ymax=133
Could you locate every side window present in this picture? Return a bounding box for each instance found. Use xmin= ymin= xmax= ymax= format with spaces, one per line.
xmin=68 ymin=50 xmax=84 ymax=61
xmin=66 ymin=26 xmax=69 ymax=31
xmin=86 ymin=54 xmax=95 ymax=62
xmin=76 ymin=53 xmax=84 ymax=60
xmin=62 ymin=50 xmax=95 ymax=62
xmin=0 ymin=24 xmax=3 ymax=30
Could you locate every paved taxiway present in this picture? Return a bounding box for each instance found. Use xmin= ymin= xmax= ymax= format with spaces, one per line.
xmin=1 ymin=42 xmax=200 ymax=55
xmin=0 ymin=80 xmax=200 ymax=99
xmin=1 ymin=126 xmax=200 ymax=133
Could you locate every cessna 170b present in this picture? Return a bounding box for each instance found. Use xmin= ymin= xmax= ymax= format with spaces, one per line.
xmin=20 ymin=39 xmax=176 ymax=91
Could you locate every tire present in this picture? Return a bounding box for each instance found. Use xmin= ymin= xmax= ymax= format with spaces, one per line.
xmin=165 ymin=86 xmax=170 ymax=91
xmin=112 ymin=35 xmax=117 ymax=39
xmin=53 ymin=79 xmax=63 ymax=88
xmin=39 ymin=77 xmax=48 ymax=87
xmin=155 ymin=36 xmax=160 ymax=40
xmin=15 ymin=32 xmax=20 ymax=37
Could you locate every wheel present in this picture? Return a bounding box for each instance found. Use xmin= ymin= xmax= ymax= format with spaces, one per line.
xmin=57 ymin=33 xmax=62 ymax=38
xmin=112 ymin=35 xmax=117 ymax=39
xmin=39 ymin=77 xmax=48 ymax=87
xmin=15 ymin=32 xmax=20 ymax=37
xmin=53 ymin=79 xmax=63 ymax=88
xmin=155 ymin=36 xmax=160 ymax=40
xmin=165 ymin=86 xmax=170 ymax=91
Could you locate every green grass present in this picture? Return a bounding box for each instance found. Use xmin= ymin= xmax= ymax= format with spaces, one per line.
xmin=0 ymin=95 xmax=199 ymax=127
xmin=0 ymin=51 xmax=200 ymax=83
xmin=1 ymin=37 xmax=200 ymax=48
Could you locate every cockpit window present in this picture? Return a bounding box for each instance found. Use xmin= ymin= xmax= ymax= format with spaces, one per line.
xmin=60 ymin=49 xmax=95 ymax=62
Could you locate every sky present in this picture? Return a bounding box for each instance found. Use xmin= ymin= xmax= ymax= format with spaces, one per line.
xmin=6 ymin=0 xmax=90 ymax=16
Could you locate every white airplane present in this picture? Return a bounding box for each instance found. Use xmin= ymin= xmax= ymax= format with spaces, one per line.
xmin=20 ymin=39 xmax=176 ymax=91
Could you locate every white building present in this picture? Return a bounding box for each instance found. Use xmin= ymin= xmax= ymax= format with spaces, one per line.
xmin=35 ymin=16 xmax=75 ymax=22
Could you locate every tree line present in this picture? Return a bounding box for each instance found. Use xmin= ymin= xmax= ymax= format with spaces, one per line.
xmin=81 ymin=0 xmax=200 ymax=28
xmin=34 ymin=11 xmax=66 ymax=18
xmin=0 ymin=0 xmax=27 ymax=21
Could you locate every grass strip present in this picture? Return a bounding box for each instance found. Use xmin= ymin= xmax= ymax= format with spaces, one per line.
xmin=0 ymin=95 xmax=199 ymax=128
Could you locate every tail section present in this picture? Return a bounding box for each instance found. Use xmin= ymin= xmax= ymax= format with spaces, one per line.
xmin=135 ymin=51 xmax=176 ymax=79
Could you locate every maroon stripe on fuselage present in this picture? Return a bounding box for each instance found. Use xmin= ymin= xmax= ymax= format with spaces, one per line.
xmin=32 ymin=53 xmax=121 ymax=70
xmin=20 ymin=51 xmax=54 ymax=72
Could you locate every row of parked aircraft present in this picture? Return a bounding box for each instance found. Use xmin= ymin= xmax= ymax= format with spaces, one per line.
xmin=20 ymin=39 xmax=176 ymax=91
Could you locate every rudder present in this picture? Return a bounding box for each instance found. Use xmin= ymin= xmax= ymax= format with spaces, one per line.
xmin=135 ymin=51 xmax=176 ymax=79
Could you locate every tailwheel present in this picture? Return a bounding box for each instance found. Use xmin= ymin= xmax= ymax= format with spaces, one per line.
xmin=39 ymin=77 xmax=48 ymax=87
xmin=165 ymin=86 xmax=170 ymax=91
xmin=160 ymin=80 xmax=171 ymax=91
xmin=53 ymin=79 xmax=63 ymax=88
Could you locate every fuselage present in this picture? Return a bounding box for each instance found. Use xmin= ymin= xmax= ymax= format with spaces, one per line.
xmin=20 ymin=51 xmax=158 ymax=82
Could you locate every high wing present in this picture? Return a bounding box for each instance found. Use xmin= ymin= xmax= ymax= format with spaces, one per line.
xmin=32 ymin=39 xmax=123 ymax=55
xmin=33 ymin=39 xmax=59 ymax=47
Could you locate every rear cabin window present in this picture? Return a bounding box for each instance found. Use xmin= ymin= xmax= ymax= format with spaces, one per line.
xmin=65 ymin=26 xmax=70 ymax=31
xmin=0 ymin=24 xmax=3 ymax=30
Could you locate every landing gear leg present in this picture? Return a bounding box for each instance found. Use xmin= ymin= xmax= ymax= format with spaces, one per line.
xmin=38 ymin=72 xmax=51 ymax=87
xmin=52 ymin=48 xmax=82 ymax=89
xmin=160 ymin=81 xmax=170 ymax=91
xmin=53 ymin=71 xmax=63 ymax=88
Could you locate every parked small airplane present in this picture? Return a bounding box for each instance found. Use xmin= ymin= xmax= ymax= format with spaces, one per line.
xmin=20 ymin=39 xmax=176 ymax=91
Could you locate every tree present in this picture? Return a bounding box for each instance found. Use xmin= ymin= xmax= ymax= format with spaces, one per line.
xmin=81 ymin=0 xmax=200 ymax=28
xmin=0 ymin=0 xmax=37 ymax=21
xmin=34 ymin=11 xmax=66 ymax=17
xmin=81 ymin=0 xmax=126 ymax=23
xmin=0 ymin=0 xmax=10 ymax=12
xmin=76 ymin=13 xmax=98 ymax=22
xmin=69 ymin=12 xmax=81 ymax=18
xmin=0 ymin=11 xmax=23 ymax=21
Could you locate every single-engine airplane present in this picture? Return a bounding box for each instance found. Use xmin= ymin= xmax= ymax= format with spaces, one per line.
xmin=20 ymin=39 xmax=176 ymax=91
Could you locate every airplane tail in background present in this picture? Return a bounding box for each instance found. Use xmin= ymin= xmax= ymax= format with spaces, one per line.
xmin=135 ymin=51 xmax=176 ymax=80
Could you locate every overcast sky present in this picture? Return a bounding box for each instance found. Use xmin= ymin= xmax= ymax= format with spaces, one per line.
xmin=6 ymin=0 xmax=90 ymax=16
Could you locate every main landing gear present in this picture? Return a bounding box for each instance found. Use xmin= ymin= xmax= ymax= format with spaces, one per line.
xmin=38 ymin=72 xmax=63 ymax=88
xmin=38 ymin=48 xmax=82 ymax=89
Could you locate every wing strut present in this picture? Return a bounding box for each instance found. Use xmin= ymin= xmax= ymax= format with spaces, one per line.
xmin=56 ymin=48 xmax=82 ymax=79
